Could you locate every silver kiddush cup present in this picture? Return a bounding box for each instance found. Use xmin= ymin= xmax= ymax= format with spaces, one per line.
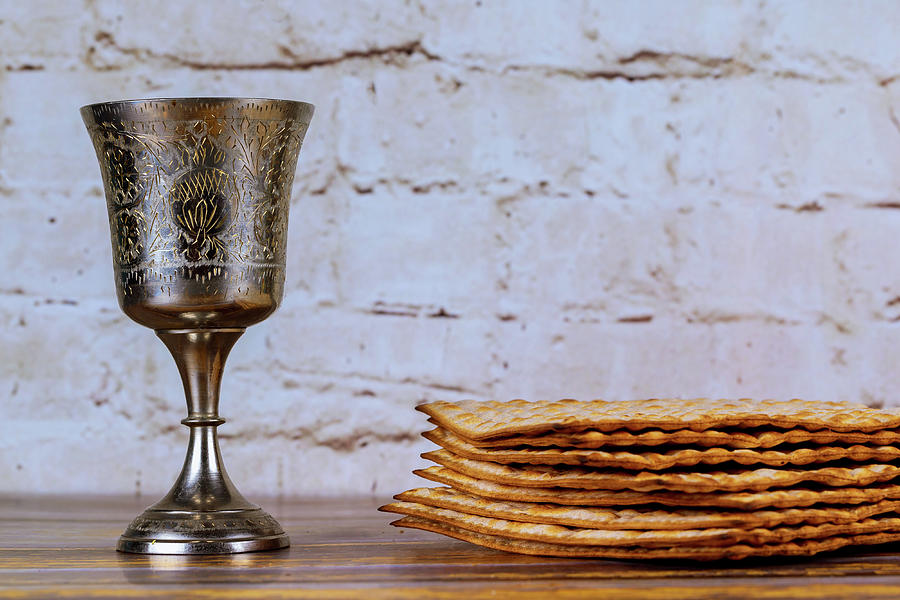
xmin=81 ymin=98 xmax=314 ymax=554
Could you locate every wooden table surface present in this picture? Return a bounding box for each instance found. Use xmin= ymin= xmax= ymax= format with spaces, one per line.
xmin=5 ymin=496 xmax=900 ymax=599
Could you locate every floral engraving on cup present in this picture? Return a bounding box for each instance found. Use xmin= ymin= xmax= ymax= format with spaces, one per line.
xmin=112 ymin=207 xmax=147 ymax=266
xmin=170 ymin=137 xmax=234 ymax=262
xmin=100 ymin=143 xmax=148 ymax=209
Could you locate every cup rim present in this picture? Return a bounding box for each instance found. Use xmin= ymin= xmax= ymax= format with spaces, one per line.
xmin=80 ymin=97 xmax=315 ymax=126
xmin=79 ymin=96 xmax=314 ymax=112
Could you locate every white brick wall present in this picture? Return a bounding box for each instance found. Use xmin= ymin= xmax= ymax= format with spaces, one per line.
xmin=3 ymin=0 xmax=900 ymax=496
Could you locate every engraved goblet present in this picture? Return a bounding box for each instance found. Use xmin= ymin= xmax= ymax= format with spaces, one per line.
xmin=81 ymin=98 xmax=314 ymax=554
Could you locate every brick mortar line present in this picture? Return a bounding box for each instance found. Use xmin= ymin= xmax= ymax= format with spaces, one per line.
xmin=7 ymin=26 xmax=899 ymax=86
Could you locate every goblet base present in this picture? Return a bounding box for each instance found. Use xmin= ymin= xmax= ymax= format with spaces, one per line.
xmin=117 ymin=506 xmax=290 ymax=555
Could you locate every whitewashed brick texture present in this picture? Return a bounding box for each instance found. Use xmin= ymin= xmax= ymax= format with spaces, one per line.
xmin=3 ymin=0 xmax=900 ymax=496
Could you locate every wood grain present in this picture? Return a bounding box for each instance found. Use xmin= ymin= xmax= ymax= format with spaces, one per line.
xmin=5 ymin=495 xmax=900 ymax=598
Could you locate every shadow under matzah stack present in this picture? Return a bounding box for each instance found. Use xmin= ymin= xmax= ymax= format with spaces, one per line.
xmin=380 ymin=398 xmax=900 ymax=560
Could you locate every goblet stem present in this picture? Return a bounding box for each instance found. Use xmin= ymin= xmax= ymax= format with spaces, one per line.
xmin=153 ymin=328 xmax=252 ymax=511
xmin=116 ymin=328 xmax=290 ymax=554
xmin=160 ymin=328 xmax=240 ymax=428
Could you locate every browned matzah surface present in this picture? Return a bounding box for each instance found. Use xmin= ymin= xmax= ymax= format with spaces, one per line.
xmin=418 ymin=399 xmax=900 ymax=438
xmin=392 ymin=515 xmax=900 ymax=560
xmin=424 ymin=449 xmax=900 ymax=492
xmin=462 ymin=426 xmax=900 ymax=450
xmin=381 ymin=501 xmax=900 ymax=547
xmin=425 ymin=427 xmax=900 ymax=470
xmin=395 ymin=486 xmax=900 ymax=529
xmin=415 ymin=465 xmax=900 ymax=509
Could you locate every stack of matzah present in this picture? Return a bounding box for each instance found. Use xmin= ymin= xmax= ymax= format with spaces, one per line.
xmin=380 ymin=398 xmax=900 ymax=560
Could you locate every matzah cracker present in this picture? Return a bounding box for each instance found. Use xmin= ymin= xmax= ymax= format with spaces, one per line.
xmin=424 ymin=449 xmax=900 ymax=492
xmin=425 ymin=427 xmax=900 ymax=470
xmin=415 ymin=466 xmax=900 ymax=510
xmin=380 ymin=501 xmax=900 ymax=547
xmin=392 ymin=516 xmax=900 ymax=560
xmin=395 ymin=486 xmax=900 ymax=529
xmin=417 ymin=399 xmax=900 ymax=438
xmin=465 ymin=426 xmax=900 ymax=450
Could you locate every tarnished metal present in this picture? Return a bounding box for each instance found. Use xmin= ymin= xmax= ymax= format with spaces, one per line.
xmin=81 ymin=98 xmax=314 ymax=554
